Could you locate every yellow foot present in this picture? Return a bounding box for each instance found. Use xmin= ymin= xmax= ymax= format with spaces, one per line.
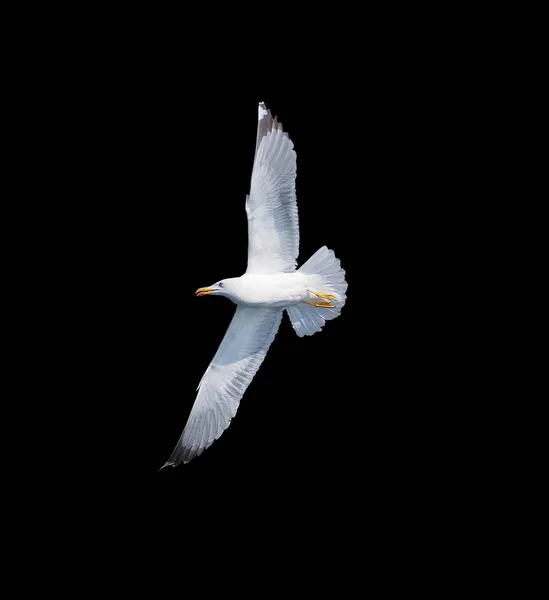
xmin=304 ymin=300 xmax=335 ymax=308
xmin=307 ymin=289 xmax=336 ymax=301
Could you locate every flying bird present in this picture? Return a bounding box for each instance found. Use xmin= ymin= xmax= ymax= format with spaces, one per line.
xmin=163 ymin=102 xmax=348 ymax=466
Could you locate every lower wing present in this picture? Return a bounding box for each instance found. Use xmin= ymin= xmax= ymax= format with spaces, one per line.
xmin=163 ymin=306 xmax=283 ymax=466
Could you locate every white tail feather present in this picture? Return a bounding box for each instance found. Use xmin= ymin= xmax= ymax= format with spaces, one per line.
xmin=286 ymin=246 xmax=348 ymax=337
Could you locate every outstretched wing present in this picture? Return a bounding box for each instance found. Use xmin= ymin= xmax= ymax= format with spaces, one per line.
xmin=245 ymin=102 xmax=299 ymax=274
xmin=163 ymin=306 xmax=283 ymax=466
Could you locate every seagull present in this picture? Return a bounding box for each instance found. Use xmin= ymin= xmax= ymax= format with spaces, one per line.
xmin=163 ymin=102 xmax=348 ymax=467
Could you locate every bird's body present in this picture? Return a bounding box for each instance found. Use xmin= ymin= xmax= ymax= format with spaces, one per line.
xmin=163 ymin=102 xmax=348 ymax=467
xmin=210 ymin=272 xmax=324 ymax=308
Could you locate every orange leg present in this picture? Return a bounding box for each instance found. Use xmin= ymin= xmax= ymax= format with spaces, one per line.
xmin=304 ymin=300 xmax=335 ymax=308
xmin=307 ymin=289 xmax=336 ymax=301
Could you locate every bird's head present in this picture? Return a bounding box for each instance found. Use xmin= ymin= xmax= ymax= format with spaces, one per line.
xmin=195 ymin=279 xmax=231 ymax=298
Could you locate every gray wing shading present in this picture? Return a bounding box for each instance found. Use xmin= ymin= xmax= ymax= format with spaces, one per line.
xmin=245 ymin=102 xmax=299 ymax=274
xmin=163 ymin=306 xmax=283 ymax=466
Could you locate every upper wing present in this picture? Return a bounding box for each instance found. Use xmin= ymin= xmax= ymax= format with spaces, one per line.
xmin=245 ymin=102 xmax=299 ymax=274
xmin=164 ymin=306 xmax=283 ymax=466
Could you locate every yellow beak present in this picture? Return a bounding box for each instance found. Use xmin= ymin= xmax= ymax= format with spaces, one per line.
xmin=196 ymin=287 xmax=213 ymax=297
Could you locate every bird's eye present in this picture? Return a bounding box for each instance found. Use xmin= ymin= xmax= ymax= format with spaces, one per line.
xmin=218 ymin=282 xmax=223 ymax=287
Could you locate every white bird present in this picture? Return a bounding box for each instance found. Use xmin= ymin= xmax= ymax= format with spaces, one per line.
xmin=163 ymin=102 xmax=348 ymax=466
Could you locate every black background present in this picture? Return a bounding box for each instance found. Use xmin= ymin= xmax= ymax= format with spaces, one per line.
xmin=7 ymin=9 xmax=514 ymax=587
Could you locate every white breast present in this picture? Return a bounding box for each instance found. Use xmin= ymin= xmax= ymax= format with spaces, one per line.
xmin=230 ymin=273 xmax=308 ymax=307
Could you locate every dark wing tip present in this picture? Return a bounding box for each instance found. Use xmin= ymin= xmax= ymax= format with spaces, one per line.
xmin=255 ymin=102 xmax=285 ymax=154
xmin=159 ymin=461 xmax=176 ymax=471
xmin=162 ymin=439 xmax=204 ymax=468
